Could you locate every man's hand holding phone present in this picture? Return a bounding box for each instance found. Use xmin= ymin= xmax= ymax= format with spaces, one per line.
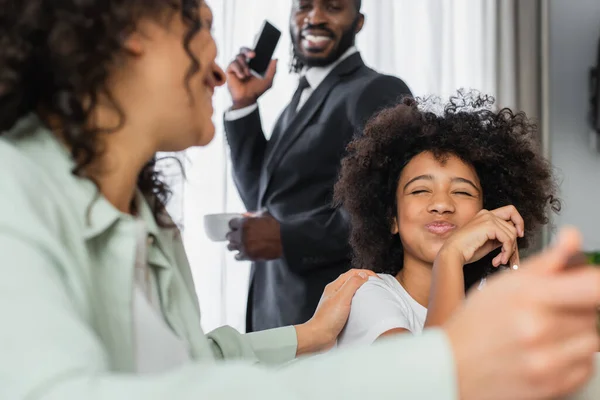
xmin=226 ymin=21 xmax=281 ymax=110
xmin=226 ymin=48 xmax=277 ymax=109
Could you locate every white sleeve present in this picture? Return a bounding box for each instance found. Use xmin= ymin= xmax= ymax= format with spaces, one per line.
xmin=224 ymin=104 xmax=258 ymax=121
xmin=337 ymin=277 xmax=413 ymax=349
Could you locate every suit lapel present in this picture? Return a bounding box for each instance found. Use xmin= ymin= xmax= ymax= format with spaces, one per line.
xmin=258 ymin=53 xmax=365 ymax=205
xmin=261 ymin=105 xmax=292 ymax=172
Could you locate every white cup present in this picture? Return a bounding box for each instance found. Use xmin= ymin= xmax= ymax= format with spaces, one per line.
xmin=203 ymin=213 xmax=243 ymax=242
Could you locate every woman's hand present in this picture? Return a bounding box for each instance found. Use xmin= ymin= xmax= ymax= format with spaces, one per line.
xmin=444 ymin=228 xmax=600 ymax=400
xmin=438 ymin=205 xmax=525 ymax=268
xmin=295 ymin=269 xmax=378 ymax=356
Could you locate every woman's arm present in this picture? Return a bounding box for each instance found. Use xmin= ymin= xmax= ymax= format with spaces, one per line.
xmin=207 ymin=270 xmax=378 ymax=363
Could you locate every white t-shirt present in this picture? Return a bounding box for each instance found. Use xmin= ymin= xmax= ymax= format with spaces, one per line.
xmin=336 ymin=274 xmax=427 ymax=349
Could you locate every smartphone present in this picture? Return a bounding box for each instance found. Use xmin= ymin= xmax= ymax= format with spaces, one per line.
xmin=248 ymin=21 xmax=281 ymax=78
xmin=566 ymin=251 xmax=600 ymax=267
xmin=586 ymin=251 xmax=600 ymax=265
xmin=566 ymin=252 xmax=600 ymax=335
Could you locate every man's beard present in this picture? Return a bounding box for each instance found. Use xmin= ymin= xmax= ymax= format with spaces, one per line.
xmin=290 ymin=18 xmax=358 ymax=72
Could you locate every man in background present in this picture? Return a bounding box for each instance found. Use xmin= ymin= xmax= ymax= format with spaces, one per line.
xmin=224 ymin=0 xmax=411 ymax=332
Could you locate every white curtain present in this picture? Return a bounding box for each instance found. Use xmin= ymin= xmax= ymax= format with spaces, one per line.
xmin=178 ymin=0 xmax=501 ymax=333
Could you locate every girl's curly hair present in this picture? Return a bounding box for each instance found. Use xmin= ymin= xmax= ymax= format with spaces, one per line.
xmin=334 ymin=91 xmax=560 ymax=288
xmin=0 ymin=0 xmax=202 ymax=224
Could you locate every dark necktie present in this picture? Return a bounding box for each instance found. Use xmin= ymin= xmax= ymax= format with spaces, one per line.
xmin=289 ymin=75 xmax=310 ymax=114
xmin=282 ymin=76 xmax=310 ymax=129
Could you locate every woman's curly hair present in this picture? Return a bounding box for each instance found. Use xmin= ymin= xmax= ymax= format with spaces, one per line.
xmin=0 ymin=0 xmax=202 ymax=224
xmin=334 ymin=91 xmax=560 ymax=288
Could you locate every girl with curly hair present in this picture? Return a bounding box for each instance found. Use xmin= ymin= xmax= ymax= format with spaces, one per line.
xmin=334 ymin=92 xmax=561 ymax=348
